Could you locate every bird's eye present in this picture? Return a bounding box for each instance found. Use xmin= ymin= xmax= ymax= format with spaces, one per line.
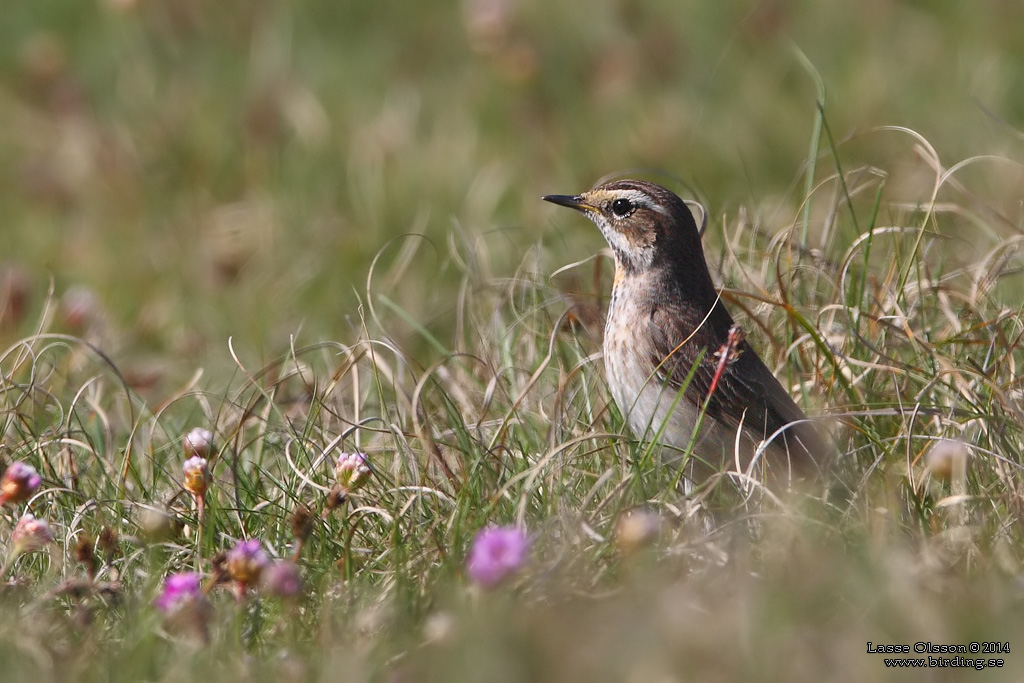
xmin=611 ymin=198 xmax=634 ymax=218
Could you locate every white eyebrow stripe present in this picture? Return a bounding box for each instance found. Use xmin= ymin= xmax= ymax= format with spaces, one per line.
xmin=615 ymin=189 xmax=667 ymax=215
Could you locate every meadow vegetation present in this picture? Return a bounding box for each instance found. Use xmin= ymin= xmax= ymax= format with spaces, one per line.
xmin=2 ymin=1 xmax=1024 ymax=680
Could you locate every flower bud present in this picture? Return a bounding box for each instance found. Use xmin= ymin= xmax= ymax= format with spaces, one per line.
xmin=324 ymin=484 xmax=347 ymax=512
xmin=138 ymin=507 xmax=180 ymax=541
xmin=614 ymin=508 xmax=664 ymax=555
xmin=183 ymin=456 xmax=209 ymax=498
xmin=61 ymin=286 xmax=98 ymax=331
xmin=98 ymin=526 xmax=119 ymax=564
xmin=334 ymin=452 xmax=371 ymax=493
xmin=12 ymin=513 xmax=54 ymax=554
xmin=925 ymin=439 xmax=969 ymax=482
xmin=183 ymin=428 xmax=215 ymax=459
xmin=226 ymin=539 xmax=268 ymax=589
xmin=74 ymin=533 xmax=98 ymax=577
xmin=289 ymin=504 xmax=315 ymax=543
xmin=0 ymin=264 xmax=31 ymax=328
xmin=0 ymin=461 xmax=42 ymax=505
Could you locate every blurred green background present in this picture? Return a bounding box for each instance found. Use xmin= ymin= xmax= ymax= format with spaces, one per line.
xmin=2 ymin=0 xmax=1023 ymax=387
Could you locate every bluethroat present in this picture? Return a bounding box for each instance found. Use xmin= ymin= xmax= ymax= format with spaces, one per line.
xmin=544 ymin=180 xmax=828 ymax=485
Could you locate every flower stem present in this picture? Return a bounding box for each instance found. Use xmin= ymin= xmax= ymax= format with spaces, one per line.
xmin=194 ymin=494 xmax=206 ymax=567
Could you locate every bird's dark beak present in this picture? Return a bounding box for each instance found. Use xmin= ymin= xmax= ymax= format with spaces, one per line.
xmin=543 ymin=194 xmax=592 ymax=213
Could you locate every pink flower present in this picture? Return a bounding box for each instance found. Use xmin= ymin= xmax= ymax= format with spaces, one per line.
xmin=261 ymin=560 xmax=302 ymax=598
xmin=154 ymin=572 xmax=203 ymax=613
xmin=226 ymin=539 xmax=268 ymax=588
xmin=155 ymin=571 xmax=212 ymax=642
xmin=183 ymin=428 xmax=215 ymax=459
xmin=466 ymin=525 xmax=529 ymax=588
xmin=11 ymin=513 xmax=54 ymax=554
xmin=182 ymin=456 xmax=209 ymax=498
xmin=334 ymin=452 xmax=371 ymax=492
xmin=0 ymin=461 xmax=42 ymax=505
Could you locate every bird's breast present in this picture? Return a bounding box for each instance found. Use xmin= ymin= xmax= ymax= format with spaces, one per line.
xmin=603 ymin=279 xmax=738 ymax=466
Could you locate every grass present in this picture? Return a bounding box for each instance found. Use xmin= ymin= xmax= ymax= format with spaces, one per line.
xmin=4 ymin=138 xmax=1024 ymax=679
xmin=3 ymin=1 xmax=1024 ymax=681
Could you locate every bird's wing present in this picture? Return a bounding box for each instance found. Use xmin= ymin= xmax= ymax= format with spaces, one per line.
xmin=646 ymin=302 xmax=826 ymax=473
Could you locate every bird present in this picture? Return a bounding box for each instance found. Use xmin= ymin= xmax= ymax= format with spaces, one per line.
xmin=543 ymin=179 xmax=828 ymax=486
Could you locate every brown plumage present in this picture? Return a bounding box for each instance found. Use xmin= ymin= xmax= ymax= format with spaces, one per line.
xmin=544 ymin=179 xmax=828 ymax=485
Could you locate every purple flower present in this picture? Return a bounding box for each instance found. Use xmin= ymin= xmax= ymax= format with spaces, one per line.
xmin=183 ymin=428 xmax=215 ymax=459
xmin=261 ymin=560 xmax=302 ymax=598
xmin=0 ymin=461 xmax=42 ymax=505
xmin=155 ymin=572 xmax=203 ymax=613
xmin=11 ymin=513 xmax=54 ymax=554
xmin=182 ymin=456 xmax=209 ymax=497
xmin=155 ymin=571 xmax=212 ymax=642
xmin=466 ymin=525 xmax=529 ymax=588
xmin=226 ymin=539 xmax=268 ymax=588
xmin=334 ymin=452 xmax=371 ymax=492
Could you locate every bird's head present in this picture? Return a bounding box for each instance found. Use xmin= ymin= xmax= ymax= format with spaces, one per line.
xmin=544 ymin=179 xmax=704 ymax=276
